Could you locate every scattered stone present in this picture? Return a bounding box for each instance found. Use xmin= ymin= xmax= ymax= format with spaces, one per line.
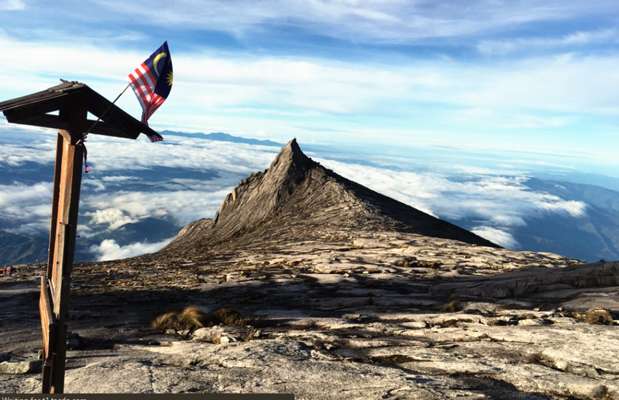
xmin=517 ymin=318 xmax=543 ymax=326
xmin=0 ymin=360 xmax=41 ymax=375
xmin=401 ymin=321 xmax=427 ymax=329
xmin=488 ymin=316 xmax=520 ymax=326
xmin=218 ymin=336 xmax=230 ymax=345
xmin=462 ymin=302 xmax=497 ymax=316
xmin=194 ymin=327 xmax=223 ymax=343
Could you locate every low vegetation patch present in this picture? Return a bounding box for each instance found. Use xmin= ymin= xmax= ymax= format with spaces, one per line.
xmin=151 ymin=306 xmax=247 ymax=332
xmin=441 ymin=299 xmax=462 ymax=313
xmin=151 ymin=306 xmax=209 ymax=332
xmin=576 ymin=308 xmax=615 ymax=325
xmin=211 ymin=307 xmax=247 ymax=326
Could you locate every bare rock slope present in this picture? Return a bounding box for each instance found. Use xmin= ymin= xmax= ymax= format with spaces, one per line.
xmin=166 ymin=139 xmax=496 ymax=253
xmin=1 ymin=140 xmax=618 ymax=399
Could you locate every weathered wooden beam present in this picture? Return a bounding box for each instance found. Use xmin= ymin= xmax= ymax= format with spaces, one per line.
xmin=43 ymin=101 xmax=86 ymax=394
xmin=39 ymin=275 xmax=55 ymax=393
xmin=39 ymin=276 xmax=54 ymax=356
xmin=49 ymin=129 xmax=83 ymax=315
xmin=3 ymin=98 xmax=64 ymax=122
xmin=9 ymin=114 xmax=130 ymax=138
xmin=46 ymin=134 xmax=63 ymax=279
xmin=50 ymin=132 xmax=83 ymax=394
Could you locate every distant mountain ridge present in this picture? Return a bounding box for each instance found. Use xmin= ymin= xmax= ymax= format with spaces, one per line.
xmin=513 ymin=178 xmax=619 ymax=261
xmin=162 ymin=130 xmax=282 ymax=147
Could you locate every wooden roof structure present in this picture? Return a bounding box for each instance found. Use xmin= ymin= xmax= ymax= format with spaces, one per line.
xmin=0 ymin=81 xmax=158 ymax=139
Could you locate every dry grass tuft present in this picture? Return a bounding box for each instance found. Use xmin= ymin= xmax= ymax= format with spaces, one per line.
xmin=151 ymin=306 xmax=208 ymax=332
xmin=211 ymin=307 xmax=246 ymax=326
xmin=441 ymin=299 xmax=462 ymax=313
xmin=241 ymin=327 xmax=260 ymax=342
xmin=580 ymin=308 xmax=614 ymax=325
xmin=151 ymin=306 xmax=249 ymax=333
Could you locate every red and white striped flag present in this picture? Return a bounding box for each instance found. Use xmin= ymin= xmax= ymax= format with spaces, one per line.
xmin=128 ymin=41 xmax=173 ymax=142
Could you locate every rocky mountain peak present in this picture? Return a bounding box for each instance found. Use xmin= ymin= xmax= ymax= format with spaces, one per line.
xmin=264 ymin=138 xmax=316 ymax=185
xmin=166 ymin=139 xmax=497 ymax=253
xmin=271 ymin=138 xmax=308 ymax=166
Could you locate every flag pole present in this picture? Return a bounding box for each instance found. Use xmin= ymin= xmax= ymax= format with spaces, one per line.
xmin=86 ymin=82 xmax=131 ymax=133
xmin=79 ymin=82 xmax=132 ymax=173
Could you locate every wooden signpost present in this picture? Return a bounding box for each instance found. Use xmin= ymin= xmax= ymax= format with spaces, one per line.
xmin=0 ymin=81 xmax=161 ymax=393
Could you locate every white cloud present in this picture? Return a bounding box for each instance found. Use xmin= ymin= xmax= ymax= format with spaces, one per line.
xmin=101 ymin=176 xmax=136 ymax=182
xmin=85 ymin=188 xmax=233 ymax=227
xmin=92 ymin=0 xmax=618 ymax=43
xmin=0 ymin=182 xmax=51 ymax=230
xmin=90 ymin=238 xmax=173 ymax=261
xmin=0 ymin=29 xmax=616 ymax=167
xmin=88 ymin=208 xmax=137 ymax=230
xmin=0 ymin=0 xmax=25 ymax=11
xmin=317 ymin=157 xmax=587 ymax=247
xmin=83 ymin=179 xmax=106 ymax=192
xmin=0 ymin=30 xmax=617 ymax=138
xmin=83 ymin=135 xmax=277 ymax=173
xmin=0 ymin=138 xmax=55 ymax=166
xmin=471 ymin=226 xmax=519 ymax=248
xmin=477 ymin=28 xmax=619 ymax=55
xmin=537 ymin=199 xmax=586 ymax=217
xmin=0 ymin=182 xmax=50 ymax=208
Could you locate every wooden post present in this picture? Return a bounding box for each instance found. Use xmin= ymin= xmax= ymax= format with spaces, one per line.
xmin=0 ymin=81 xmax=159 ymax=394
xmin=41 ymin=104 xmax=86 ymax=394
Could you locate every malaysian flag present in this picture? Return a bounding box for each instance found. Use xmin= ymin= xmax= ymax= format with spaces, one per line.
xmin=128 ymin=41 xmax=173 ymax=142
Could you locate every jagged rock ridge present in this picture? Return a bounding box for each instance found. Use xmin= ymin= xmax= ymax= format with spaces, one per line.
xmin=166 ymin=139 xmax=496 ymax=253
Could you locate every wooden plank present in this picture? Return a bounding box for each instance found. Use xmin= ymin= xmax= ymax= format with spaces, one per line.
xmin=3 ymin=98 xmax=65 ymax=121
xmin=0 ymin=81 xmax=81 ymax=112
xmin=9 ymin=114 xmax=131 ymax=138
xmin=81 ymin=85 xmax=150 ymax=139
xmin=39 ymin=275 xmax=54 ymax=357
xmin=47 ymin=134 xmax=63 ymax=279
xmin=50 ymin=130 xmax=83 ymax=316
xmin=40 ymin=274 xmax=56 ymax=394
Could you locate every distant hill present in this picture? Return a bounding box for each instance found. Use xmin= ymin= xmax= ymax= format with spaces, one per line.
xmin=517 ymin=179 xmax=619 ymax=261
xmin=162 ymin=130 xmax=282 ymax=147
xmin=450 ymin=178 xmax=619 ymax=262
xmin=0 ymin=230 xmax=47 ymax=265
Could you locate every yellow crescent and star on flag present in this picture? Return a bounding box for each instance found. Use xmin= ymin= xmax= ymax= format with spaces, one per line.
xmin=153 ymin=51 xmax=173 ymax=87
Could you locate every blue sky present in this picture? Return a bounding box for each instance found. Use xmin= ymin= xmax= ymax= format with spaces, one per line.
xmin=0 ymin=0 xmax=618 ymax=174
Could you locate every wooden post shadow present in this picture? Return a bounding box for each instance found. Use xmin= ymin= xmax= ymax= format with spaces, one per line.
xmin=0 ymin=81 xmax=161 ymax=393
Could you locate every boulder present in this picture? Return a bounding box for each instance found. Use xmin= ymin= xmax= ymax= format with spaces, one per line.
xmin=0 ymin=360 xmax=41 ymax=374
